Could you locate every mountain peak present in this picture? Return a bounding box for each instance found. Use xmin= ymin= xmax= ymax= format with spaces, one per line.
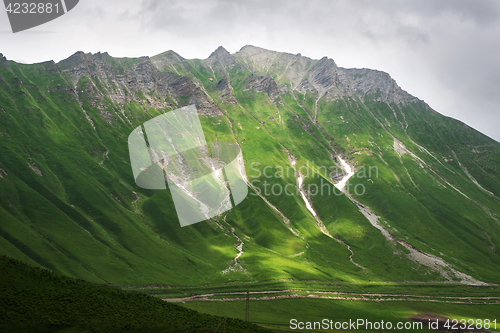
xmin=155 ymin=50 xmax=183 ymax=60
xmin=57 ymin=51 xmax=87 ymax=68
xmin=208 ymin=46 xmax=230 ymax=58
xmin=204 ymin=45 xmax=237 ymax=69
xmin=317 ymin=56 xmax=337 ymax=68
xmin=237 ymin=45 xmax=274 ymax=56
xmin=239 ymin=44 xmax=258 ymax=51
xmin=69 ymin=51 xmax=86 ymax=58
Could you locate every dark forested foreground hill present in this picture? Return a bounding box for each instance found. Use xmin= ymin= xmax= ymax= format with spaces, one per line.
xmin=0 ymin=45 xmax=499 ymax=289
xmin=0 ymin=254 xmax=271 ymax=333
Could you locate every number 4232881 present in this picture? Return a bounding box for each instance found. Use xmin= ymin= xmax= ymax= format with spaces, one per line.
xmin=6 ymin=2 xmax=60 ymax=14
xmin=444 ymin=319 xmax=496 ymax=330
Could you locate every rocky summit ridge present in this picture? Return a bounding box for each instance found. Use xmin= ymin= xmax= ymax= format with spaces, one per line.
xmin=20 ymin=45 xmax=417 ymax=117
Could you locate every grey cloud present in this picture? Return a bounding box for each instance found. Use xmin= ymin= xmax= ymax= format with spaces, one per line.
xmin=405 ymin=0 xmax=500 ymax=26
xmin=135 ymin=0 xmax=435 ymax=49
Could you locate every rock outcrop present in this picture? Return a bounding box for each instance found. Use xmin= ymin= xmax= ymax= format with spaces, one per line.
xmin=56 ymin=51 xmax=222 ymax=116
xmin=243 ymin=74 xmax=280 ymax=100
xmin=216 ymin=77 xmax=238 ymax=104
xmin=234 ymin=45 xmax=417 ymax=104
xmin=37 ymin=45 xmax=418 ymax=121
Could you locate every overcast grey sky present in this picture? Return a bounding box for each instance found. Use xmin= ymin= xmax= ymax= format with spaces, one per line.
xmin=1 ymin=0 xmax=499 ymax=142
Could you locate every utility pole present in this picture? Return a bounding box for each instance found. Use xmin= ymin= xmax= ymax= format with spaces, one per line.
xmin=245 ymin=289 xmax=250 ymax=322
xmin=214 ymin=316 xmax=226 ymax=333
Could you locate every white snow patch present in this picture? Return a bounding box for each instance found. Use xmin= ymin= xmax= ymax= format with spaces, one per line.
xmin=334 ymin=156 xmax=355 ymax=191
xmin=296 ymin=173 xmax=316 ymax=217
xmin=300 ymin=191 xmax=316 ymax=217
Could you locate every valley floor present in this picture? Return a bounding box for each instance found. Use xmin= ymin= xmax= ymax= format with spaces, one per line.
xmin=181 ymin=298 xmax=500 ymax=332
xmin=125 ymin=281 xmax=500 ymax=332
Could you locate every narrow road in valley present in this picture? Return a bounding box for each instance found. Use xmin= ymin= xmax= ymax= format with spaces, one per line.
xmin=162 ymin=289 xmax=500 ymax=304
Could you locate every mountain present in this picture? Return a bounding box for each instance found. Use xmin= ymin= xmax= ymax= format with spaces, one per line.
xmin=0 ymin=45 xmax=499 ymax=291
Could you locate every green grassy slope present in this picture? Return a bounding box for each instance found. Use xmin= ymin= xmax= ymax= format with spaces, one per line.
xmin=0 ymin=46 xmax=499 ymax=291
xmin=0 ymin=254 xmax=272 ymax=333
